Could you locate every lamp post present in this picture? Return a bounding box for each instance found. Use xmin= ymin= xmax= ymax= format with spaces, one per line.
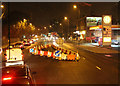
xmin=73 ymin=4 xmax=80 ymax=31
xmin=1 ymin=5 xmax=4 ymax=9
xmin=64 ymin=17 xmax=69 ymax=39
xmin=0 ymin=5 xmax=4 ymax=19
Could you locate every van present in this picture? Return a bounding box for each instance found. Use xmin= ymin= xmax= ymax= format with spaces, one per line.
xmin=5 ymin=48 xmax=24 ymax=66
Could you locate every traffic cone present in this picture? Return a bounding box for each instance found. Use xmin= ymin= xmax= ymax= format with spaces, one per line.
xmin=76 ymin=51 xmax=80 ymax=60
xmin=53 ymin=52 xmax=56 ymax=59
xmin=62 ymin=49 xmax=64 ymax=52
xmin=69 ymin=51 xmax=71 ymax=55
xmin=59 ymin=48 xmax=61 ymax=50
xmin=39 ymin=45 xmax=41 ymax=50
xmin=38 ymin=50 xmax=40 ymax=55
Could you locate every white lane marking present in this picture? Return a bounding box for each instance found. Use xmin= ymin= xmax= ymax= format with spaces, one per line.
xmin=96 ymin=66 xmax=101 ymax=70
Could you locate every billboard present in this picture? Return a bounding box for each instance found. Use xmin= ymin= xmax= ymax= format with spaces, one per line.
xmin=86 ymin=17 xmax=102 ymax=27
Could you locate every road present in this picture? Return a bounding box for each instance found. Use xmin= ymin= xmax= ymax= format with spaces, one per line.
xmin=18 ymin=40 xmax=119 ymax=84
xmin=1 ymin=40 xmax=119 ymax=84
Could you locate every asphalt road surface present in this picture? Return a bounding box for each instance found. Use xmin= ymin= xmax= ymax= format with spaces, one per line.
xmin=21 ymin=41 xmax=119 ymax=84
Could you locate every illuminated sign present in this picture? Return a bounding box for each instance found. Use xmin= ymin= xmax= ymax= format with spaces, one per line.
xmin=103 ymin=37 xmax=111 ymax=42
xmin=102 ymin=15 xmax=112 ymax=46
xmin=103 ymin=16 xmax=111 ymax=24
xmin=86 ymin=17 xmax=102 ymax=27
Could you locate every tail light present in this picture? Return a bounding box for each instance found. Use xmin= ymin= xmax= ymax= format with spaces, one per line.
xmin=3 ymin=77 xmax=12 ymax=81
xmin=5 ymin=55 xmax=7 ymax=60
xmin=20 ymin=45 xmax=23 ymax=48
xmin=21 ymin=54 xmax=23 ymax=57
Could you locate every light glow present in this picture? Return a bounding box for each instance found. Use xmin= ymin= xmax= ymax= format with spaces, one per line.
xmin=89 ymin=26 xmax=99 ymax=30
xmin=3 ymin=77 xmax=12 ymax=81
xmin=1 ymin=5 xmax=4 ymax=8
xmin=103 ymin=16 xmax=111 ymax=24
xmin=103 ymin=37 xmax=111 ymax=42
xmin=64 ymin=17 xmax=68 ymax=20
xmin=73 ymin=5 xmax=77 ymax=9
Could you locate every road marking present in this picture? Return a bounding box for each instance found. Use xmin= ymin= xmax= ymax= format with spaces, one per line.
xmin=96 ymin=66 xmax=101 ymax=70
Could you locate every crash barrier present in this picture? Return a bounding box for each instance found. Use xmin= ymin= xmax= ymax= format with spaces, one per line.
xmin=29 ymin=44 xmax=80 ymax=61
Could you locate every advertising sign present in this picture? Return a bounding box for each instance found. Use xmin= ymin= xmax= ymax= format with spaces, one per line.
xmin=102 ymin=15 xmax=112 ymax=46
xmin=86 ymin=17 xmax=102 ymax=27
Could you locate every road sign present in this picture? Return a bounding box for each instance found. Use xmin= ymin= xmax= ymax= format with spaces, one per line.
xmin=30 ymin=48 xmax=34 ymax=53
xmin=55 ymin=50 xmax=61 ymax=57
xmin=102 ymin=15 xmax=112 ymax=46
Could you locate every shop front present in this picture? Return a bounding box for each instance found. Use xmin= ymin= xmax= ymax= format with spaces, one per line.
xmin=86 ymin=25 xmax=120 ymax=45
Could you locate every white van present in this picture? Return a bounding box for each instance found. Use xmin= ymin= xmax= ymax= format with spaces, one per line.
xmin=5 ymin=48 xmax=24 ymax=66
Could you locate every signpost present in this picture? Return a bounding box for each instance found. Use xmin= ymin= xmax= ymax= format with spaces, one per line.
xmin=102 ymin=15 xmax=112 ymax=46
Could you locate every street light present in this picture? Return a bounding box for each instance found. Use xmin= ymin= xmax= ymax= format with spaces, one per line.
xmin=60 ymin=23 xmax=62 ymax=26
xmin=49 ymin=25 xmax=52 ymax=28
xmin=73 ymin=4 xmax=80 ymax=31
xmin=64 ymin=17 xmax=69 ymax=39
xmin=1 ymin=5 xmax=4 ymax=9
xmin=73 ymin=5 xmax=77 ymax=9
xmin=44 ymin=27 xmax=46 ymax=29
xmin=64 ymin=17 xmax=68 ymax=20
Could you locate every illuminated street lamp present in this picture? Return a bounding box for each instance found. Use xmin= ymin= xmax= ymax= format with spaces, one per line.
xmin=49 ymin=25 xmax=52 ymax=28
xmin=60 ymin=23 xmax=62 ymax=26
xmin=73 ymin=5 xmax=77 ymax=9
xmin=1 ymin=5 xmax=4 ymax=9
xmin=64 ymin=17 xmax=69 ymax=39
xmin=64 ymin=17 xmax=68 ymax=20
xmin=44 ymin=27 xmax=46 ymax=29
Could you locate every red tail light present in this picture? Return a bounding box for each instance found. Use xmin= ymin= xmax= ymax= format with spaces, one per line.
xmin=3 ymin=77 xmax=12 ymax=81
xmin=5 ymin=55 xmax=7 ymax=60
xmin=20 ymin=45 xmax=23 ymax=48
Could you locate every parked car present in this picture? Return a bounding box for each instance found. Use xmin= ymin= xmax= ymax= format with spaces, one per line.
xmin=14 ymin=43 xmax=24 ymax=49
xmin=2 ymin=65 xmax=34 ymax=85
xmin=23 ymin=41 xmax=31 ymax=46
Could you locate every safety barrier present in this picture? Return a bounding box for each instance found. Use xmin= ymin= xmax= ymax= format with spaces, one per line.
xmin=29 ymin=44 xmax=80 ymax=61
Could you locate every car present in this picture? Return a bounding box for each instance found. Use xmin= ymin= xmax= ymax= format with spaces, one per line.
xmin=23 ymin=41 xmax=31 ymax=46
xmin=6 ymin=45 xmax=15 ymax=49
xmin=2 ymin=65 xmax=34 ymax=85
xmin=14 ymin=43 xmax=24 ymax=49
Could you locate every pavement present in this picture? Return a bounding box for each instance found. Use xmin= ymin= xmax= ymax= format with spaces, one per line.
xmin=67 ymin=40 xmax=120 ymax=53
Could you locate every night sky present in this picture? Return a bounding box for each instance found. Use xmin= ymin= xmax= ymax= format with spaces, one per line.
xmin=5 ymin=2 xmax=118 ymax=27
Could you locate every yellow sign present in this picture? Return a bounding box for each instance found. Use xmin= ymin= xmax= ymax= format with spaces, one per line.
xmin=102 ymin=15 xmax=112 ymax=46
xmin=103 ymin=16 xmax=111 ymax=24
xmin=103 ymin=37 xmax=111 ymax=42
